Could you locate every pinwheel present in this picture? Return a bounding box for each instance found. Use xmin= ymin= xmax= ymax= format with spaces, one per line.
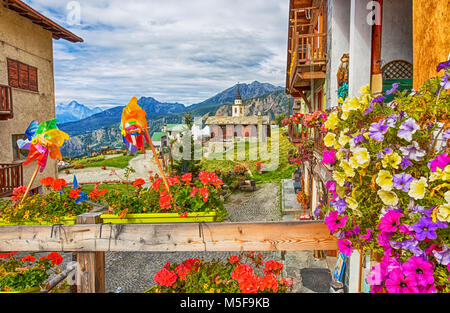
xmin=121 ymin=97 xmax=151 ymax=154
xmin=121 ymin=97 xmax=170 ymax=193
xmin=17 ymin=119 xmax=69 ymax=203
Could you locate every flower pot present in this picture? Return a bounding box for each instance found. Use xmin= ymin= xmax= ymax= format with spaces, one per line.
xmin=0 ymin=286 xmax=40 ymax=293
xmin=0 ymin=216 xmax=77 ymax=226
xmin=100 ymin=212 xmax=220 ymax=224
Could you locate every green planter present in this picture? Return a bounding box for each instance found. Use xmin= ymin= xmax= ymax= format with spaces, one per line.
xmin=0 ymin=286 xmax=40 ymax=293
xmin=0 ymin=216 xmax=77 ymax=226
xmin=100 ymin=212 xmax=219 ymax=224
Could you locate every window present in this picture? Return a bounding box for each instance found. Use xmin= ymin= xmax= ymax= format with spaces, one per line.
xmin=12 ymin=134 xmax=28 ymax=161
xmin=7 ymin=59 xmax=38 ymax=92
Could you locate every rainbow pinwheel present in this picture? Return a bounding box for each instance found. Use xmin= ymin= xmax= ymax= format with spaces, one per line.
xmin=17 ymin=119 xmax=70 ymax=172
xmin=121 ymin=97 xmax=151 ymax=154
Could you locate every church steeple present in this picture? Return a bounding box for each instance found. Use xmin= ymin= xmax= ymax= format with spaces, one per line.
xmin=232 ymin=83 xmax=244 ymax=117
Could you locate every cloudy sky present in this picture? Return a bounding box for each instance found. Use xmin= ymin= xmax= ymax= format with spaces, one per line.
xmin=25 ymin=0 xmax=289 ymax=108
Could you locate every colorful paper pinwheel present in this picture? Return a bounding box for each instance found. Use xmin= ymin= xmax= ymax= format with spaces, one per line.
xmin=120 ymin=97 xmax=151 ymax=154
xmin=17 ymin=119 xmax=70 ymax=172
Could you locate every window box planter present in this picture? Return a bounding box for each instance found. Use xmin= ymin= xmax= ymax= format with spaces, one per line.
xmin=0 ymin=216 xmax=77 ymax=226
xmin=100 ymin=211 xmax=220 ymax=224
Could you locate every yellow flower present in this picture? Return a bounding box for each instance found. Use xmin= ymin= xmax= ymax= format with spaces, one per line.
xmin=324 ymin=133 xmax=337 ymax=148
xmin=382 ymin=152 xmax=402 ymax=170
xmin=353 ymin=147 xmax=371 ymax=167
xmin=445 ymin=191 xmax=450 ymax=203
xmin=376 ymin=170 xmax=393 ymax=191
xmin=429 ymin=165 xmax=450 ymax=182
xmin=340 ymin=160 xmax=355 ymax=178
xmin=336 ymin=184 xmax=347 ymax=198
xmin=23 ymin=210 xmax=30 ymax=220
xmin=346 ymin=197 xmax=358 ymax=210
xmin=336 ymin=150 xmax=344 ymax=161
xmin=408 ymin=177 xmax=428 ymax=200
xmin=437 ymin=204 xmax=450 ymax=223
xmin=338 ymin=133 xmax=351 ymax=147
xmin=337 ymin=97 xmax=344 ymax=104
xmin=203 ymin=283 xmax=209 ymax=289
xmin=324 ymin=111 xmax=340 ymax=131
xmin=377 ymin=190 xmax=399 ymax=206
xmin=349 ymin=155 xmax=360 ymax=169
xmin=333 ymin=171 xmax=346 ymax=187
xmin=360 ymin=84 xmax=371 ymax=95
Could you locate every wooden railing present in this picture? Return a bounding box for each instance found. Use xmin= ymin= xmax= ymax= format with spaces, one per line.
xmin=288 ymin=124 xmax=302 ymax=144
xmin=0 ymin=163 xmax=23 ymax=197
xmin=0 ymin=84 xmax=13 ymax=120
xmin=288 ymin=33 xmax=327 ymax=90
xmin=313 ymin=127 xmax=325 ymax=154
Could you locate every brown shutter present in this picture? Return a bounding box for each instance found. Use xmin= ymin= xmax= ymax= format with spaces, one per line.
xmin=18 ymin=63 xmax=29 ymax=90
xmin=28 ymin=66 xmax=38 ymax=92
xmin=7 ymin=59 xmax=19 ymax=88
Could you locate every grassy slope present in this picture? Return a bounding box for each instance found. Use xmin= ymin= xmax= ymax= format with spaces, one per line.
xmin=200 ymin=129 xmax=296 ymax=183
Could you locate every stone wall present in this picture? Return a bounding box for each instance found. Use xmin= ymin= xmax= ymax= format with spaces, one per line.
xmin=0 ymin=5 xmax=57 ymax=189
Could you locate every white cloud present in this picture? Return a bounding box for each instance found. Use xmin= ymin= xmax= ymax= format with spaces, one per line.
xmin=26 ymin=0 xmax=289 ymax=108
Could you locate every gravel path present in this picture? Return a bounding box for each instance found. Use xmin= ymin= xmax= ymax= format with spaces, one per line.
xmin=59 ymin=151 xmax=160 ymax=184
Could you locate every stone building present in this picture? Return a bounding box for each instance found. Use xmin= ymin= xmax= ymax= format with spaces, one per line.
xmin=0 ymin=0 xmax=82 ymax=196
xmin=205 ymin=86 xmax=271 ymax=143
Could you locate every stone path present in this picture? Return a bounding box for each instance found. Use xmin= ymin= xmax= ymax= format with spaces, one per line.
xmin=59 ymin=151 xmax=160 ymax=184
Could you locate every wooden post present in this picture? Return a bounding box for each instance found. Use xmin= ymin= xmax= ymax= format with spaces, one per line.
xmin=148 ymin=137 xmax=170 ymax=193
xmin=75 ymin=212 xmax=105 ymax=293
xmin=19 ymin=164 xmax=39 ymax=205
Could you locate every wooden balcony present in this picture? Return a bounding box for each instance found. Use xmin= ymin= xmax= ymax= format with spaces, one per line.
xmin=0 ymin=84 xmax=13 ymax=120
xmin=288 ymin=33 xmax=327 ymax=93
xmin=0 ymin=163 xmax=23 ymax=197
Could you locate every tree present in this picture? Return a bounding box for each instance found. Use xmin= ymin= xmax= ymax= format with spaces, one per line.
xmin=275 ymin=113 xmax=286 ymax=127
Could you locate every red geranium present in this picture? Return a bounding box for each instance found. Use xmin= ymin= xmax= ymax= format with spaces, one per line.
xmin=154 ymin=268 xmax=178 ymax=287
xmin=159 ymin=193 xmax=172 ymax=210
xmin=229 ymin=256 xmax=240 ymax=264
xmin=40 ymin=177 xmax=55 ymax=187
xmin=133 ymin=178 xmax=146 ymax=188
xmin=258 ymin=274 xmax=279 ymax=292
xmin=175 ymin=263 xmax=191 ymax=281
xmin=89 ymin=185 xmax=107 ymax=200
xmin=69 ymin=188 xmax=82 ymax=199
xmin=237 ymin=273 xmax=259 ymax=293
xmin=11 ymin=186 xmax=27 ymax=201
xmin=168 ymin=176 xmax=180 ymax=186
xmin=182 ymin=258 xmax=200 ymax=271
xmin=264 ymin=260 xmax=283 ymax=276
xmin=181 ymin=173 xmax=192 ymax=184
xmin=51 ymin=179 xmax=67 ymax=192
xmin=0 ymin=252 xmax=17 ymax=259
xmin=152 ymin=178 xmax=163 ymax=191
xmin=22 ymin=255 xmax=35 ymax=263
xmin=47 ymin=252 xmax=63 ymax=265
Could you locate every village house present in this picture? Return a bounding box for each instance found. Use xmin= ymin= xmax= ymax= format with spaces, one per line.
xmin=205 ymin=86 xmax=271 ymax=143
xmin=285 ymin=0 xmax=449 ymax=293
xmin=0 ymin=0 xmax=82 ymax=197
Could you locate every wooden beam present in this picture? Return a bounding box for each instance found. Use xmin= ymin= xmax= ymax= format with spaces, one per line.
xmin=75 ymin=212 xmax=105 ymax=293
xmin=300 ymin=72 xmax=327 ymax=79
xmin=0 ymin=221 xmax=337 ymax=252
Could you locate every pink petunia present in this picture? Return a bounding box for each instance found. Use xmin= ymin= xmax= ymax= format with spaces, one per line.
xmin=325 ymin=211 xmax=347 ymax=233
xmin=401 ymin=257 xmax=434 ymax=287
xmin=322 ymin=150 xmax=336 ymax=165
xmin=429 ymin=153 xmax=450 ymax=172
xmin=378 ymin=211 xmax=403 ymax=233
xmin=337 ymin=239 xmax=353 ymax=257
xmin=385 ymin=269 xmax=419 ymax=293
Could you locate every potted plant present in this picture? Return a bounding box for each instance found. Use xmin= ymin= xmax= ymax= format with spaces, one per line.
xmin=146 ymin=252 xmax=293 ymax=293
xmin=0 ymin=252 xmax=64 ymax=293
xmin=318 ymin=64 xmax=449 ymax=293
xmin=100 ymin=171 xmax=227 ymax=223
xmin=0 ymin=177 xmax=94 ymax=225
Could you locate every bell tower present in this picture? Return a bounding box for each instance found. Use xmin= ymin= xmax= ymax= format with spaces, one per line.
xmin=232 ymin=84 xmax=244 ymax=117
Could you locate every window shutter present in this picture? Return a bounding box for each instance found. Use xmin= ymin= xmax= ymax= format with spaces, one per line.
xmin=18 ymin=63 xmax=29 ymax=90
xmin=7 ymin=59 xmax=19 ymax=88
xmin=28 ymin=66 xmax=38 ymax=92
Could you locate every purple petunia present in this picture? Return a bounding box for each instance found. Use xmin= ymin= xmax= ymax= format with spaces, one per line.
xmin=437 ymin=60 xmax=450 ymax=72
xmin=441 ymin=73 xmax=450 ymax=90
xmin=386 ymin=114 xmax=399 ymax=128
xmin=412 ymin=217 xmax=438 ymax=241
xmin=432 ymin=245 xmax=450 ymax=266
xmin=397 ymin=118 xmax=420 ymax=142
xmin=386 ymin=83 xmax=400 ymax=95
xmin=400 ymin=141 xmax=426 ymax=161
xmin=369 ymin=120 xmax=389 ymax=142
xmin=400 ymin=157 xmax=412 ymax=170
xmin=443 ymin=129 xmax=450 ymax=141
xmin=334 ymin=198 xmax=347 ymax=214
xmin=393 ymin=173 xmax=414 ymax=192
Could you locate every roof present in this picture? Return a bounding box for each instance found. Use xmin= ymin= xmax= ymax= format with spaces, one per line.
xmin=151 ymin=132 xmax=167 ymax=141
xmin=5 ymin=0 xmax=83 ymax=43
xmin=235 ymin=85 xmax=242 ymax=100
xmin=165 ymin=124 xmax=189 ymax=132
xmin=205 ymin=115 xmax=270 ymax=125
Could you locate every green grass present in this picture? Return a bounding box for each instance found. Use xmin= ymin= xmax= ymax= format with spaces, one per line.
xmin=200 ymin=130 xmax=297 ymax=183
xmin=84 ymin=155 xmax=135 ymax=169
xmin=80 ymin=183 xmax=132 ymax=194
